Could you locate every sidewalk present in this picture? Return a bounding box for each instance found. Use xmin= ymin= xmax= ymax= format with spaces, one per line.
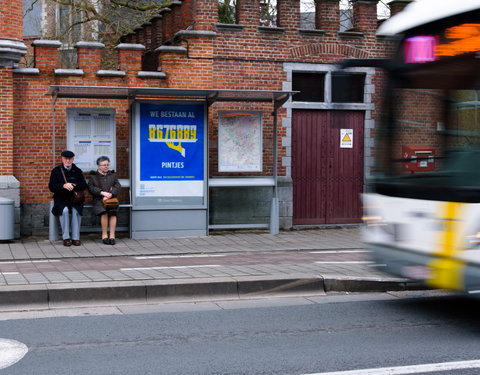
xmin=0 ymin=227 xmax=422 ymax=311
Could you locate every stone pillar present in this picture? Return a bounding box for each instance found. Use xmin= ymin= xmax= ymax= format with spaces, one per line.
xmin=314 ymin=0 xmax=340 ymax=34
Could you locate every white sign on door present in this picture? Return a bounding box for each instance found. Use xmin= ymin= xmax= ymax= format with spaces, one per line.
xmin=340 ymin=129 xmax=353 ymax=148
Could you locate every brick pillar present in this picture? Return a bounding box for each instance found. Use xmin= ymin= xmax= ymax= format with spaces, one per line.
xmin=116 ymin=43 xmax=145 ymax=81
xmin=0 ymin=0 xmax=27 ymax=67
xmin=33 ymin=40 xmax=61 ymax=72
xmin=134 ymin=27 xmax=145 ymax=45
xmin=315 ymin=0 xmax=340 ymax=34
xmin=75 ymin=41 xmax=104 ymax=75
xmin=237 ymin=0 xmax=261 ymax=28
xmin=278 ymin=0 xmax=300 ymax=29
xmin=143 ymin=23 xmax=153 ymax=52
xmin=180 ymin=0 xmax=195 ymax=29
xmin=389 ymin=0 xmax=413 ymax=16
xmin=351 ymin=0 xmax=379 ymax=37
xmin=171 ymin=2 xmax=184 ymax=33
xmin=0 ymin=68 xmax=14 ymax=175
xmin=161 ymin=8 xmax=174 ymax=41
xmin=0 ymin=0 xmax=26 ymax=237
xmin=192 ymin=0 xmax=217 ymax=31
xmin=151 ymin=15 xmax=164 ymax=49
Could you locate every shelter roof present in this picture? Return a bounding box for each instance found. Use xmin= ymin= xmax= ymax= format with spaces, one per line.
xmin=48 ymin=86 xmax=296 ymax=106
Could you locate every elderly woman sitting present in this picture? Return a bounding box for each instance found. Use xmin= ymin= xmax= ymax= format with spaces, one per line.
xmin=88 ymin=156 xmax=121 ymax=245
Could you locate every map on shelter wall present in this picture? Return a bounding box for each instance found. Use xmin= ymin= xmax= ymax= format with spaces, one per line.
xmin=218 ymin=112 xmax=262 ymax=172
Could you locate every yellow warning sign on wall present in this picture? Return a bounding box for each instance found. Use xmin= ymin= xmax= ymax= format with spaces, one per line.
xmin=340 ymin=129 xmax=353 ymax=148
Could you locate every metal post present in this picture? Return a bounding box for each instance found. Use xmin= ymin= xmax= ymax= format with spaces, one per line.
xmin=270 ymin=100 xmax=279 ymax=235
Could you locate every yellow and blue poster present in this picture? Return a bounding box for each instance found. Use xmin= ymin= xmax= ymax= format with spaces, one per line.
xmin=136 ymin=102 xmax=205 ymax=199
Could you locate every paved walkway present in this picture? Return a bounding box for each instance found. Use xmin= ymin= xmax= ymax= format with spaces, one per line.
xmin=0 ymin=228 xmax=422 ymax=310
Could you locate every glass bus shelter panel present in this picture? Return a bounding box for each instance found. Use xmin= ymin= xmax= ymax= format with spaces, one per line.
xmin=209 ymin=186 xmax=271 ymax=227
xmin=387 ymin=88 xmax=445 ymax=175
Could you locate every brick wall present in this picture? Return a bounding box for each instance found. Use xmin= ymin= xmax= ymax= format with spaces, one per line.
xmin=0 ymin=68 xmax=14 ymax=175
xmin=7 ymin=0 xmax=412 ymax=235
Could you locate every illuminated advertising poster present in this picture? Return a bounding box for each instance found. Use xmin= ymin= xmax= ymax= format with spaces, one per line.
xmin=136 ymin=102 xmax=205 ymax=203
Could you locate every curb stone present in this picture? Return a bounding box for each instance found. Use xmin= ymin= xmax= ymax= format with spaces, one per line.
xmin=0 ymin=276 xmax=426 ymax=311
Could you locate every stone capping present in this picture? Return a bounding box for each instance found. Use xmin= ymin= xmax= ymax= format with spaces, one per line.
xmin=388 ymin=0 xmax=414 ymax=6
xmin=0 ymin=39 xmax=27 ymax=66
xmin=338 ymin=31 xmax=365 ymax=39
xmin=137 ymin=71 xmax=167 ymax=78
xmin=170 ymin=0 xmax=182 ymax=6
xmin=351 ymin=0 xmax=380 ymax=3
xmin=115 ymin=43 xmax=146 ymax=51
xmin=257 ymin=26 xmax=286 ymax=34
xmin=0 ymin=39 xmax=28 ymax=52
xmin=54 ymin=69 xmax=84 ymax=76
xmin=13 ymin=68 xmax=40 ymax=75
xmin=96 ymin=70 xmax=126 ymax=77
xmin=298 ymin=29 xmax=326 ymax=37
xmin=159 ymin=7 xmax=172 ymax=14
xmin=75 ymin=41 xmax=105 ymax=49
xmin=216 ymin=23 xmax=245 ymax=32
xmin=376 ymin=34 xmax=400 ymax=41
xmin=155 ymin=45 xmax=187 ymax=54
xmin=174 ymin=30 xmax=217 ymax=39
xmin=32 ymin=40 xmax=62 ymax=47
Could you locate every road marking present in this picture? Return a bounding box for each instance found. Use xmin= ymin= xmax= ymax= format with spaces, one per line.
xmin=0 ymin=272 xmax=20 ymax=275
xmin=310 ymin=250 xmax=370 ymax=254
xmin=121 ymin=265 xmax=221 ymax=271
xmin=0 ymin=260 xmax=61 ymax=264
xmin=315 ymin=261 xmax=371 ymax=264
xmin=304 ymin=359 xmax=480 ymax=375
xmin=0 ymin=339 xmax=28 ymax=370
xmin=135 ymin=254 xmax=226 ymax=260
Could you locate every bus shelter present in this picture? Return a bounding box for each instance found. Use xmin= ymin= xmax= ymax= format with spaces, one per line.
xmin=48 ymin=86 xmax=294 ymax=238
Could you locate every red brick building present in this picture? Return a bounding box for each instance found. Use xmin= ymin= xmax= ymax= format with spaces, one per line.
xmin=0 ymin=0 xmax=412 ymax=238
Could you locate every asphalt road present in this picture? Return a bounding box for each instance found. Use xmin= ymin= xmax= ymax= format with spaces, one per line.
xmin=1 ymin=292 xmax=480 ymax=375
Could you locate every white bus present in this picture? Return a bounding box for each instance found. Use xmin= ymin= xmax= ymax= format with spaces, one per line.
xmin=348 ymin=0 xmax=480 ymax=293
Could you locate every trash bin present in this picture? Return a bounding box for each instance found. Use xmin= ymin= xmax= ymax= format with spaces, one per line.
xmin=0 ymin=197 xmax=14 ymax=240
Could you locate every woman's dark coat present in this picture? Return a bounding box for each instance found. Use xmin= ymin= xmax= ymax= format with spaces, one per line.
xmin=87 ymin=170 xmax=122 ymax=216
xmin=49 ymin=164 xmax=87 ymax=216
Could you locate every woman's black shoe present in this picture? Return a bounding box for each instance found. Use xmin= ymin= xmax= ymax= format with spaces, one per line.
xmin=102 ymin=238 xmax=110 ymax=245
xmin=109 ymin=238 xmax=116 ymax=245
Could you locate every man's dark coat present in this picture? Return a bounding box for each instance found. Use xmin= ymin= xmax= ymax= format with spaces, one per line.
xmin=49 ymin=164 xmax=87 ymax=216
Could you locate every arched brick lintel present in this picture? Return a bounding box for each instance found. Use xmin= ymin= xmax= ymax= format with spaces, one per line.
xmin=290 ymin=43 xmax=372 ymax=60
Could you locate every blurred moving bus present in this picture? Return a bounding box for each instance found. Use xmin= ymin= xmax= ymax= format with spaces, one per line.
xmin=344 ymin=0 xmax=480 ymax=293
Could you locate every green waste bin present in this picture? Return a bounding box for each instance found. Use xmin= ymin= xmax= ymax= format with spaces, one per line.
xmin=0 ymin=197 xmax=14 ymax=240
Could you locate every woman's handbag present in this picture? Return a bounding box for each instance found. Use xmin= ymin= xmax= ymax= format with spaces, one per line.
xmin=102 ymin=197 xmax=119 ymax=210
xmin=61 ymin=167 xmax=85 ymax=205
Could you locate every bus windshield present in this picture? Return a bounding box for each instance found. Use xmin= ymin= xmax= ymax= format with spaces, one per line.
xmin=375 ymin=49 xmax=480 ymax=201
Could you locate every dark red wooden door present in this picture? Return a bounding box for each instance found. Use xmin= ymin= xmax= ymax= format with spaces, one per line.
xmin=292 ymin=110 xmax=364 ymax=225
